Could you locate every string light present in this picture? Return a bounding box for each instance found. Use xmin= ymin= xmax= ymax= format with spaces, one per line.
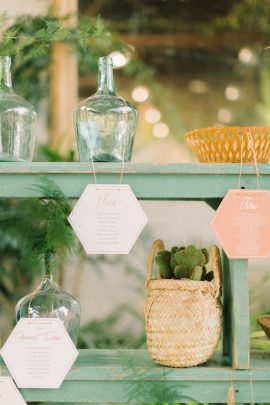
xmin=225 ymin=86 xmax=240 ymax=101
xmin=153 ymin=122 xmax=169 ymax=138
xmin=145 ymin=108 xmax=161 ymax=124
xmin=109 ymin=51 xmax=128 ymax=68
xmin=218 ymin=108 xmax=232 ymax=123
xmin=132 ymin=86 xmax=149 ymax=103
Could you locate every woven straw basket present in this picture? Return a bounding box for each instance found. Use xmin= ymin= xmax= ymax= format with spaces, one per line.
xmin=185 ymin=126 xmax=270 ymax=163
xmin=145 ymin=240 xmax=222 ymax=368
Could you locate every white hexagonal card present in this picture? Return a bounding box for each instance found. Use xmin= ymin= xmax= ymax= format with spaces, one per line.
xmin=0 ymin=377 xmax=26 ymax=405
xmin=69 ymin=184 xmax=148 ymax=254
xmin=1 ymin=318 xmax=78 ymax=389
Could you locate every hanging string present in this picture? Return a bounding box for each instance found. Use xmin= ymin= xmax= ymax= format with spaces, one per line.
xmin=237 ymin=130 xmax=244 ymax=189
xmin=227 ymin=369 xmax=235 ymax=405
xmin=237 ymin=127 xmax=261 ymax=189
xmin=119 ymin=95 xmax=128 ymax=185
xmin=247 ymin=127 xmax=260 ymax=189
xmin=27 ymin=266 xmax=56 ymax=319
xmin=249 ymin=369 xmax=255 ymax=405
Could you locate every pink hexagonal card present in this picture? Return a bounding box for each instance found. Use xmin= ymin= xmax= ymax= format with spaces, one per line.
xmin=211 ymin=189 xmax=270 ymax=258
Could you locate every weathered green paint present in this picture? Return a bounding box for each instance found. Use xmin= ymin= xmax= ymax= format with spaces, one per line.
xmin=0 ymin=162 xmax=267 ymax=402
xmin=0 ymin=350 xmax=269 ymax=403
xmin=221 ymin=250 xmax=230 ymax=358
xmin=0 ymin=162 xmax=268 ymax=198
xmin=228 ymin=259 xmax=250 ymax=369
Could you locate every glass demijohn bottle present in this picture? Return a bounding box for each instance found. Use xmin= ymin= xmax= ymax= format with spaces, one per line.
xmin=74 ymin=56 xmax=138 ymax=162
xmin=15 ymin=253 xmax=81 ymax=344
xmin=0 ymin=56 xmax=37 ymax=161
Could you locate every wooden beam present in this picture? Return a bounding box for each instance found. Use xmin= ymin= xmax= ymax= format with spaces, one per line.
xmin=119 ymin=32 xmax=268 ymax=51
xmin=50 ymin=0 xmax=78 ymax=156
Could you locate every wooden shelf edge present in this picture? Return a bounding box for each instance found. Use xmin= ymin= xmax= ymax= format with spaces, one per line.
xmin=1 ymin=349 xmax=270 ymax=403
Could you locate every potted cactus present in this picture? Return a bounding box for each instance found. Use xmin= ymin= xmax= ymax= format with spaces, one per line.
xmin=155 ymin=244 xmax=214 ymax=282
xmin=145 ymin=240 xmax=222 ymax=368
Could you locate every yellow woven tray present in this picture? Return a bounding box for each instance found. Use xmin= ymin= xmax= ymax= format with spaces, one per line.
xmin=185 ymin=126 xmax=270 ymax=163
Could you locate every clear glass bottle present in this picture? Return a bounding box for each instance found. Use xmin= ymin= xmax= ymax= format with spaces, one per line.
xmin=0 ymin=56 xmax=36 ymax=161
xmin=15 ymin=253 xmax=81 ymax=345
xmin=74 ymin=56 xmax=138 ymax=162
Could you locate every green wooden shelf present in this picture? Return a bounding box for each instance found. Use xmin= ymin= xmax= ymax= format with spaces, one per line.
xmin=0 ymin=162 xmax=268 ymax=198
xmin=0 ymin=163 xmax=268 ymax=402
xmin=1 ymin=349 xmax=270 ymax=403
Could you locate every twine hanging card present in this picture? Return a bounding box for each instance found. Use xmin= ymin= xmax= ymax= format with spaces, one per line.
xmin=212 ymin=189 xmax=270 ymax=258
xmin=69 ymin=184 xmax=148 ymax=254
xmin=1 ymin=318 xmax=78 ymax=389
xmin=211 ymin=128 xmax=270 ymax=259
xmin=69 ymin=93 xmax=147 ymax=255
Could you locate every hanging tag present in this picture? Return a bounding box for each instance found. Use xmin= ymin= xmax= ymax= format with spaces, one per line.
xmin=69 ymin=184 xmax=148 ymax=254
xmin=0 ymin=377 xmax=26 ymax=405
xmin=211 ymin=189 xmax=270 ymax=258
xmin=1 ymin=318 xmax=78 ymax=389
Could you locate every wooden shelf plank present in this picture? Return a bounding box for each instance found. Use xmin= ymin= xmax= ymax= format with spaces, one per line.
xmin=1 ymin=350 xmax=270 ymax=403
xmin=0 ymin=162 xmax=268 ymax=198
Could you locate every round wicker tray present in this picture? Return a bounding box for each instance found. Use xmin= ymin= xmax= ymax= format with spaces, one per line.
xmin=185 ymin=126 xmax=270 ymax=163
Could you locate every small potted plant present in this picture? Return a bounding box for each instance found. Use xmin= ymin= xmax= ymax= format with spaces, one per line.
xmin=145 ymin=240 xmax=222 ymax=367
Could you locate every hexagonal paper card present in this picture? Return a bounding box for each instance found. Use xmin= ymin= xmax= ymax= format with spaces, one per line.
xmin=211 ymin=189 xmax=270 ymax=258
xmin=1 ymin=318 xmax=78 ymax=389
xmin=0 ymin=377 xmax=26 ymax=405
xmin=68 ymin=184 xmax=148 ymax=254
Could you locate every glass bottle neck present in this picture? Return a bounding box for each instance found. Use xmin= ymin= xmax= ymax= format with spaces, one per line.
xmin=96 ymin=57 xmax=115 ymax=96
xmin=0 ymin=57 xmax=13 ymax=93
xmin=41 ymin=253 xmax=56 ymax=286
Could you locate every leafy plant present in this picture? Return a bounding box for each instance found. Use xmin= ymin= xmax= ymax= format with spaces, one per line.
xmin=0 ymin=12 xmax=184 ymax=144
xmin=0 ymin=177 xmax=74 ymax=259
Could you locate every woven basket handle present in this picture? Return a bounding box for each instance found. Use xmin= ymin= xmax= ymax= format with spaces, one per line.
xmin=210 ymin=245 xmax=222 ymax=299
xmin=146 ymin=239 xmax=165 ymax=286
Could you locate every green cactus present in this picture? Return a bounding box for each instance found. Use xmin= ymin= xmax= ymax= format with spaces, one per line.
xmin=191 ymin=265 xmax=203 ymax=281
xmin=170 ymin=254 xmax=178 ymax=269
xmin=201 ymin=248 xmax=209 ymax=264
xmin=171 ymin=246 xmax=178 ymax=254
xmin=155 ymin=244 xmax=211 ymax=281
xmin=174 ymin=265 xmax=190 ymax=279
xmin=155 ymin=250 xmax=174 ymax=279
xmin=174 ymin=245 xmax=205 ymax=269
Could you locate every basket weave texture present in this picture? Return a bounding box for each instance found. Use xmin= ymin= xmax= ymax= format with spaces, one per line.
xmin=185 ymin=126 xmax=270 ymax=163
xmin=145 ymin=240 xmax=222 ymax=368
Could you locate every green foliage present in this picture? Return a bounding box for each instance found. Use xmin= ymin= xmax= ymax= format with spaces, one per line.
xmin=155 ymin=250 xmax=174 ymax=279
xmin=0 ymin=177 xmax=75 ymax=261
xmin=155 ymin=243 xmax=214 ymax=282
xmin=38 ymin=144 xmax=75 ymax=162
xmin=78 ymin=304 xmax=146 ymax=349
xmin=0 ymin=14 xmax=114 ymax=106
xmin=0 ymin=12 xmax=184 ymax=137
xmin=191 ymin=265 xmax=203 ymax=281
xmin=201 ymin=248 xmax=209 ymax=265
xmin=0 ymin=177 xmax=76 ymax=339
xmin=174 ymin=245 xmax=205 ymax=273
